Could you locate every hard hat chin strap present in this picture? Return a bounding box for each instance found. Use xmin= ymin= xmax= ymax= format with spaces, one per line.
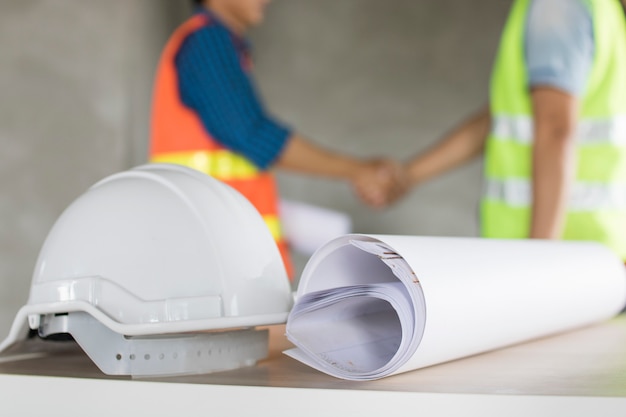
xmin=38 ymin=312 xmax=269 ymax=377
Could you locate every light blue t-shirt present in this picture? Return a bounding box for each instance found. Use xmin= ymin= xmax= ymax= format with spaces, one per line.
xmin=525 ymin=0 xmax=594 ymax=96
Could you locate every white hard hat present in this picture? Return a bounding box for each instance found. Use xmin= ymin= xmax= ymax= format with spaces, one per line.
xmin=0 ymin=164 xmax=293 ymax=376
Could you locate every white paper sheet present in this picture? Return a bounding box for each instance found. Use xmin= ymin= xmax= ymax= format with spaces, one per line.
xmin=285 ymin=234 xmax=626 ymax=380
xmin=279 ymin=199 xmax=352 ymax=256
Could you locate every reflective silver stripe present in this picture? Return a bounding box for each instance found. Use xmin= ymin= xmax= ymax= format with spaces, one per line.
xmin=490 ymin=114 xmax=626 ymax=145
xmin=484 ymin=178 xmax=626 ymax=211
xmin=491 ymin=116 xmax=533 ymax=144
xmin=484 ymin=178 xmax=530 ymax=207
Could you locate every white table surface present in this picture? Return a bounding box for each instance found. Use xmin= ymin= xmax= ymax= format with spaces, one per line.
xmin=0 ymin=314 xmax=625 ymax=417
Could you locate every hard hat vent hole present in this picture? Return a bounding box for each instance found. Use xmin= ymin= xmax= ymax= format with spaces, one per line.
xmin=129 ymin=354 xmax=136 ymax=360
xmin=144 ymin=354 xmax=150 ymax=360
xmin=116 ymin=354 xmax=122 ymax=361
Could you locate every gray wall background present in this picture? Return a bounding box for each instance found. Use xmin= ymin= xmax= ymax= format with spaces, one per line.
xmin=0 ymin=0 xmax=510 ymax=337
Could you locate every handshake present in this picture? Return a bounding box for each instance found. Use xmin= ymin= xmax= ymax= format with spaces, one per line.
xmin=351 ymin=158 xmax=413 ymax=209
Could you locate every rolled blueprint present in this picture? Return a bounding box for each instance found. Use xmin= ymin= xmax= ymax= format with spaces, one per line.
xmin=285 ymin=234 xmax=626 ymax=380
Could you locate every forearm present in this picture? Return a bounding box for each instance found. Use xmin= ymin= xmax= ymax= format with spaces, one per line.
xmin=529 ymin=88 xmax=578 ymax=239
xmin=275 ymin=133 xmax=406 ymax=208
xmin=530 ymin=135 xmax=576 ymax=239
xmin=406 ymin=106 xmax=490 ymax=187
xmin=274 ymin=133 xmax=367 ymax=181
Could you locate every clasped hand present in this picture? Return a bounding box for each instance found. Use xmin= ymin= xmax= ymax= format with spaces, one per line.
xmin=352 ymin=159 xmax=410 ymax=209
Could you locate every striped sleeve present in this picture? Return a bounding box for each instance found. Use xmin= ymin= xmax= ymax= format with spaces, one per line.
xmin=175 ymin=23 xmax=291 ymax=170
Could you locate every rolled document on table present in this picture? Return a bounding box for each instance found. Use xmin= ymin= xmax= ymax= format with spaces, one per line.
xmin=285 ymin=234 xmax=626 ymax=381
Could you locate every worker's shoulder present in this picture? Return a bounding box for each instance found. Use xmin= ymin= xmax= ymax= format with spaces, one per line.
xmin=178 ymin=17 xmax=232 ymax=55
xmin=187 ymin=15 xmax=229 ymax=39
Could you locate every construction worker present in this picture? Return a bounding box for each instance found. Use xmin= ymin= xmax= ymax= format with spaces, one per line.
xmin=365 ymin=0 xmax=626 ymax=259
xmin=150 ymin=0 xmax=403 ymax=278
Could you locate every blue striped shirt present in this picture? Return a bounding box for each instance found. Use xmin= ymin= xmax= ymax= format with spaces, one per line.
xmin=175 ymin=9 xmax=291 ymax=170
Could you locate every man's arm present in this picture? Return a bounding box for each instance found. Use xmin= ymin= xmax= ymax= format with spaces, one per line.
xmin=276 ymin=133 xmax=378 ymax=179
xmin=276 ymin=133 xmax=404 ymax=208
xmin=405 ymin=106 xmax=491 ymax=187
xmin=529 ymin=87 xmax=579 ymax=239
xmin=524 ymin=0 xmax=591 ymax=238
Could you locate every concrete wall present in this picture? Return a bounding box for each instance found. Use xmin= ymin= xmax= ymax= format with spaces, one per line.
xmin=0 ymin=0 xmax=510 ymax=337
xmin=0 ymin=0 xmax=190 ymax=335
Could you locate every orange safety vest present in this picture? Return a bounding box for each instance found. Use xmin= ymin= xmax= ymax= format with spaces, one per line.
xmin=149 ymin=14 xmax=294 ymax=279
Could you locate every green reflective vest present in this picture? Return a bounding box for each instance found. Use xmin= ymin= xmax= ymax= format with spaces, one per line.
xmin=481 ymin=0 xmax=626 ymax=259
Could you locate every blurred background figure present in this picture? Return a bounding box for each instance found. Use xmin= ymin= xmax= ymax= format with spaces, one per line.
xmin=367 ymin=0 xmax=626 ymax=260
xmin=149 ymin=0 xmax=405 ymax=278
